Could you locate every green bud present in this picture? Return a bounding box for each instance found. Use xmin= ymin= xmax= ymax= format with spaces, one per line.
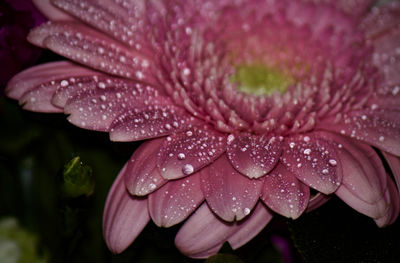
xmin=62 ymin=157 xmax=94 ymax=198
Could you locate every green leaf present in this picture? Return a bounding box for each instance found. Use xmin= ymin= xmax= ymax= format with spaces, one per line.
xmin=62 ymin=157 xmax=94 ymax=198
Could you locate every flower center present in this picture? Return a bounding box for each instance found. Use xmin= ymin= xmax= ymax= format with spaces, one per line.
xmin=230 ymin=64 xmax=293 ymax=96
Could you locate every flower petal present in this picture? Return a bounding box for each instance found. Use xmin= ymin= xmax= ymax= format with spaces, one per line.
xmin=5 ymin=61 xmax=97 ymax=100
xmin=51 ymin=0 xmax=150 ymax=53
xmin=227 ymin=202 xmax=273 ymax=249
xmin=332 ymin=140 xmax=390 ymax=219
xmin=261 ymin=163 xmax=310 ymax=219
xmin=157 ymin=126 xmax=226 ymax=180
xmin=374 ymin=178 xmax=399 ymax=227
xmin=19 ymin=81 xmax=63 ymax=113
xmin=109 ymin=106 xmax=194 ymax=142
xmin=200 ymin=154 xmax=264 ymax=222
xmin=64 ymin=81 xmax=165 ymax=131
xmin=318 ymin=109 xmax=400 ymax=156
xmin=227 ymin=134 xmax=282 ymax=179
xmin=148 ymin=172 xmax=204 ymax=227
xmin=124 ymin=138 xmax=167 ymax=196
xmin=175 ymin=203 xmax=236 ymax=259
xmin=28 ymin=21 xmax=155 ymax=83
xmin=103 ymin=164 xmax=150 ymax=254
xmin=280 ymin=133 xmax=342 ymax=195
xmin=306 ymin=193 xmax=330 ymax=212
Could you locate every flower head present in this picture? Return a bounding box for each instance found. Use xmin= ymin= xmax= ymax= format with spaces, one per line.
xmin=6 ymin=0 xmax=400 ymax=258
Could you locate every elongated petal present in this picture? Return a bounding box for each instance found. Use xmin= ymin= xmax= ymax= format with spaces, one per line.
xmin=51 ymin=0 xmax=150 ymax=52
xmin=148 ymin=172 xmax=204 ymax=227
xmin=374 ymin=178 xmax=399 ymax=227
xmin=64 ymin=82 xmax=166 ymax=131
xmin=261 ymin=163 xmax=310 ymax=219
xmin=227 ymin=134 xmax=282 ymax=179
xmin=317 ymin=110 xmax=400 ymax=156
xmin=109 ymin=106 xmax=194 ymax=142
xmin=200 ymin=154 xmax=264 ymax=222
xmin=124 ymin=138 xmax=167 ymax=196
xmin=157 ymin=126 xmax=226 ymax=180
xmin=28 ymin=21 xmax=155 ymax=83
xmin=280 ymin=133 xmax=342 ymax=194
xmin=5 ymin=61 xmax=97 ymax=100
xmin=19 ymin=82 xmax=63 ymax=113
xmin=175 ymin=203 xmax=236 ymax=259
xmin=227 ymin=202 xmax=273 ymax=249
xmin=103 ymin=164 xmax=150 ymax=254
xmin=316 ymin=131 xmax=390 ymax=219
xmin=306 ymin=193 xmax=330 ymax=212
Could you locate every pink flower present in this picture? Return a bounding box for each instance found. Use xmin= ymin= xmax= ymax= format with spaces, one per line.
xmin=6 ymin=0 xmax=400 ymax=258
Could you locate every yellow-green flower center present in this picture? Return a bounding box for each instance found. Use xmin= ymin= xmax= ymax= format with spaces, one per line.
xmin=231 ymin=64 xmax=293 ymax=96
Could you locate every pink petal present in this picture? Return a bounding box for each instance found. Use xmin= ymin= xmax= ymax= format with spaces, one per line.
xmin=28 ymin=21 xmax=155 ymax=83
xmin=227 ymin=202 xmax=273 ymax=249
xmin=200 ymin=154 xmax=264 ymax=222
xmin=33 ymin=0 xmax=74 ymax=21
xmin=51 ymin=0 xmax=150 ymax=54
xmin=175 ymin=202 xmax=273 ymax=258
xmin=109 ymin=106 xmax=195 ymax=142
xmin=6 ymin=61 xmax=97 ymax=100
xmin=280 ymin=133 xmax=342 ymax=195
xmin=261 ymin=163 xmax=310 ymax=219
xmin=124 ymin=138 xmax=167 ymax=196
xmin=103 ymin=164 xmax=150 ymax=254
xmin=175 ymin=203 xmax=236 ymax=259
xmin=318 ymin=131 xmax=390 ymax=219
xmin=383 ymin=152 xmax=400 ymax=191
xmin=317 ymin=109 xmax=400 ymax=156
xmin=19 ymin=81 xmax=63 ymax=113
xmin=52 ymin=75 xmax=113 ymax=108
xmin=306 ymin=193 xmax=330 ymax=212
xmin=148 ymin=172 xmax=204 ymax=227
xmin=374 ymin=178 xmax=399 ymax=227
xmin=157 ymin=126 xmax=226 ymax=180
xmin=64 ymin=81 xmax=165 ymax=131
xmin=227 ymin=134 xmax=282 ymax=179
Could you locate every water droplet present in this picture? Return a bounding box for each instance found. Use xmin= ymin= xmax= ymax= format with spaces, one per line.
xmin=182 ymin=164 xmax=194 ymax=175
xmin=303 ymin=148 xmax=311 ymax=155
xmin=227 ymin=134 xmax=235 ymax=144
xmin=60 ymin=80 xmax=69 ymax=87
xmin=177 ymin=153 xmax=186 ymax=160
xmin=98 ymin=82 xmax=106 ymax=89
xmin=244 ymin=208 xmax=251 ymax=215
xmin=328 ymin=159 xmax=337 ymax=166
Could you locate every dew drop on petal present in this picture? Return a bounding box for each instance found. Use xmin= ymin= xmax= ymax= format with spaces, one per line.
xmin=177 ymin=153 xmax=186 ymax=160
xmin=182 ymin=164 xmax=194 ymax=175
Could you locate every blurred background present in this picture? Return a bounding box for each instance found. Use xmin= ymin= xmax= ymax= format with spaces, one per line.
xmin=1 ymin=0 xmax=399 ymax=262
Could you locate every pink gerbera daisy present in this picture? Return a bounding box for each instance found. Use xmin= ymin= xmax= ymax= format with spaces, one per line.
xmin=6 ymin=0 xmax=400 ymax=258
